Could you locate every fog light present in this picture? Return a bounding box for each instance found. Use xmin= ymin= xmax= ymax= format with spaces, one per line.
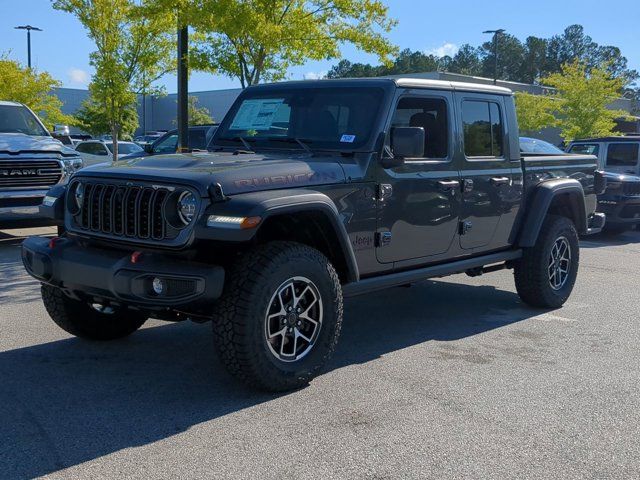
xmin=152 ymin=277 xmax=165 ymax=295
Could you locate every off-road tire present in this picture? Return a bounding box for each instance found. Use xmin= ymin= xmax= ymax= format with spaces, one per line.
xmin=514 ymin=215 xmax=579 ymax=308
xmin=212 ymin=241 xmax=343 ymax=392
xmin=41 ymin=285 xmax=147 ymax=340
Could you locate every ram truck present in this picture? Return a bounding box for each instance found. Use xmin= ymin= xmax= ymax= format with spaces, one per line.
xmin=0 ymin=101 xmax=82 ymax=224
xmin=22 ymin=79 xmax=605 ymax=391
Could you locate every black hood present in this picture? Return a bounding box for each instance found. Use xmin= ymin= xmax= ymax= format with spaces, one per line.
xmin=75 ymin=151 xmax=348 ymax=196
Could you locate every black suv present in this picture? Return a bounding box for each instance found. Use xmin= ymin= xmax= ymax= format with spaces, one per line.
xmin=23 ymin=79 xmax=604 ymax=391
xmin=124 ymin=125 xmax=218 ymax=160
xmin=568 ymin=137 xmax=640 ymax=233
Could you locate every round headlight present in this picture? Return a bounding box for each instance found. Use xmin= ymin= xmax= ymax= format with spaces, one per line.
xmin=75 ymin=182 xmax=84 ymax=209
xmin=177 ymin=191 xmax=197 ymax=225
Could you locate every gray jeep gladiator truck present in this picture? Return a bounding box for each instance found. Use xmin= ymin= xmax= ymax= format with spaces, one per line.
xmin=22 ymin=79 xmax=605 ymax=391
xmin=0 ymin=101 xmax=83 ymax=224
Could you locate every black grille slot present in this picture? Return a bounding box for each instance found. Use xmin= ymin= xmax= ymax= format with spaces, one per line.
xmin=72 ymin=181 xmax=179 ymax=244
xmin=0 ymin=160 xmax=63 ymax=188
xmin=623 ymin=182 xmax=640 ymax=196
xmin=138 ymin=188 xmax=154 ymax=238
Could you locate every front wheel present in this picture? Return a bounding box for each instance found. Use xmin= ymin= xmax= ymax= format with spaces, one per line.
xmin=514 ymin=215 xmax=580 ymax=308
xmin=212 ymin=242 xmax=343 ymax=391
xmin=41 ymin=285 xmax=148 ymax=340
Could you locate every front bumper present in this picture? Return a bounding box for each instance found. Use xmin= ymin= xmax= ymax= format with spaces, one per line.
xmin=21 ymin=236 xmax=225 ymax=308
xmin=597 ymin=196 xmax=640 ymax=226
xmin=0 ymin=189 xmax=49 ymax=222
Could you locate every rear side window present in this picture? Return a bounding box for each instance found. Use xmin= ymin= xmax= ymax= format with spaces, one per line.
xmin=569 ymin=144 xmax=599 ymax=155
xmin=462 ymin=101 xmax=503 ymax=157
xmin=606 ymin=143 xmax=639 ymax=166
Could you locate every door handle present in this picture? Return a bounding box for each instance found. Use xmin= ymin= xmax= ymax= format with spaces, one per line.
xmin=490 ymin=176 xmax=510 ymax=186
xmin=437 ymin=179 xmax=460 ymax=192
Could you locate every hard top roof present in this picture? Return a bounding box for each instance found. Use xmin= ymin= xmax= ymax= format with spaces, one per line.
xmin=248 ymin=77 xmax=513 ymax=95
xmin=571 ymin=136 xmax=640 ymax=143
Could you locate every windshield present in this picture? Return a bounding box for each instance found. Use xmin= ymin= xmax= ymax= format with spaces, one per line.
xmin=520 ymin=137 xmax=564 ymax=154
xmin=568 ymin=143 xmax=599 ymax=155
xmin=214 ymin=87 xmax=385 ymax=151
xmin=0 ymin=105 xmax=49 ymax=136
xmin=106 ymin=143 xmax=143 ymax=154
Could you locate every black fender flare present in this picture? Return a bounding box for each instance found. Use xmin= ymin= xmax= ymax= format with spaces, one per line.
xmin=195 ymin=188 xmax=359 ymax=282
xmin=518 ymin=178 xmax=587 ymax=247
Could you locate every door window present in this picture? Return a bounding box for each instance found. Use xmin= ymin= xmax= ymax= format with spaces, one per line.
xmin=462 ymin=100 xmax=503 ymax=158
xmin=154 ymin=134 xmax=178 ymax=153
xmin=606 ymin=143 xmax=639 ymax=167
xmin=389 ymin=97 xmax=449 ymax=159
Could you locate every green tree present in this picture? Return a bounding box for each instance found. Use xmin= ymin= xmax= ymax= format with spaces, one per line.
xmin=545 ymin=61 xmax=628 ymax=141
xmin=53 ymin=0 xmax=175 ymax=158
xmin=514 ymin=91 xmax=557 ymax=134
xmin=447 ymin=44 xmax=482 ymax=76
xmin=74 ymin=96 xmax=139 ymax=138
xmin=480 ymin=33 xmax=526 ymax=82
xmin=190 ymin=0 xmax=397 ymax=88
xmin=171 ymin=97 xmax=214 ymax=126
xmin=187 ymin=97 xmax=213 ymax=125
xmin=0 ymin=57 xmax=72 ymax=129
xmin=519 ymin=36 xmax=548 ymax=84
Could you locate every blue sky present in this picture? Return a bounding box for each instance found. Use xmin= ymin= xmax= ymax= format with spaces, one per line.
xmin=1 ymin=0 xmax=638 ymax=92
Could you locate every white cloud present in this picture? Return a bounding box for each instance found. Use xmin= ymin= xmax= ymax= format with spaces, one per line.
xmin=67 ymin=68 xmax=90 ymax=86
xmin=303 ymin=71 xmax=328 ymax=80
xmin=428 ymin=42 xmax=459 ymax=58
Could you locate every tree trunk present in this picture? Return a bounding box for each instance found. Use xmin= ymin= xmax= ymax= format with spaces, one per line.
xmin=111 ymin=125 xmax=118 ymax=161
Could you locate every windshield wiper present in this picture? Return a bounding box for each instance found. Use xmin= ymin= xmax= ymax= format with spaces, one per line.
xmin=215 ymin=135 xmax=255 ymax=154
xmin=265 ymin=136 xmax=314 ymax=155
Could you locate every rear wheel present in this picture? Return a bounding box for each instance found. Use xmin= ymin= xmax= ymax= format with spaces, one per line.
xmin=41 ymin=285 xmax=147 ymax=340
xmin=514 ymin=215 xmax=579 ymax=308
xmin=212 ymin=242 xmax=343 ymax=391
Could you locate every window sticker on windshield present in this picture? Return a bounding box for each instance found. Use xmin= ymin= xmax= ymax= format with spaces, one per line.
xmin=230 ymin=98 xmax=285 ymax=131
xmin=340 ymin=134 xmax=356 ymax=143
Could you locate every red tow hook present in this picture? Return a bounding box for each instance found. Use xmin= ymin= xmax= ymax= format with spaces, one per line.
xmin=48 ymin=237 xmax=62 ymax=249
xmin=131 ymin=251 xmax=143 ymax=264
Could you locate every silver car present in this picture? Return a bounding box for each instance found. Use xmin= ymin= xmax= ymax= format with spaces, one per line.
xmin=74 ymin=140 xmax=143 ymax=167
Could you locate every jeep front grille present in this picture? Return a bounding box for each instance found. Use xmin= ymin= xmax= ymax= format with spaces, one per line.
xmin=72 ymin=181 xmax=181 ymax=242
xmin=623 ymin=182 xmax=640 ymax=196
xmin=0 ymin=160 xmax=63 ymax=188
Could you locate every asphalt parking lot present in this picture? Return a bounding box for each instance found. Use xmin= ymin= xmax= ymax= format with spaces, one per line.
xmin=1 ymin=226 xmax=639 ymax=479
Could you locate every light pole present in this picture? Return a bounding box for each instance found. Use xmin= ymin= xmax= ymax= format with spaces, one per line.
xmin=14 ymin=25 xmax=42 ymax=69
xmin=483 ymin=29 xmax=505 ymax=85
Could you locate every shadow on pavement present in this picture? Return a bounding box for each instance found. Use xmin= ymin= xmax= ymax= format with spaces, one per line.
xmin=0 ymin=278 xmax=538 ymax=479
xmin=580 ymin=228 xmax=640 ymax=249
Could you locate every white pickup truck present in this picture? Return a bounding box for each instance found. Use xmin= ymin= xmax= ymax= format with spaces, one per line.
xmin=0 ymin=101 xmax=83 ymax=224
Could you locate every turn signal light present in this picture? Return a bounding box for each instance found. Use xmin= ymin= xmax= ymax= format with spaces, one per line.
xmin=206 ymin=215 xmax=261 ymax=229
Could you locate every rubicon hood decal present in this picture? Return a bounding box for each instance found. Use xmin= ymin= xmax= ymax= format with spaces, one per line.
xmin=76 ymin=151 xmax=348 ymax=195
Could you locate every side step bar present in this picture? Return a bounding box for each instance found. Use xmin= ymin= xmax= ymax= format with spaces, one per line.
xmin=343 ymin=250 xmax=522 ymax=298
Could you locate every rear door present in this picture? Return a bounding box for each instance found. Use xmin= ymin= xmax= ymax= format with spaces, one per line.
xmin=376 ymin=90 xmax=460 ymax=264
xmin=455 ymin=94 xmax=515 ymax=251
xmin=604 ymin=142 xmax=640 ymax=175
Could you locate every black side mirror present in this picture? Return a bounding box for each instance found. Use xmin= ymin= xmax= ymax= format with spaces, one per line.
xmin=144 ymin=143 xmax=154 ymax=153
xmin=391 ymin=127 xmax=425 ymax=159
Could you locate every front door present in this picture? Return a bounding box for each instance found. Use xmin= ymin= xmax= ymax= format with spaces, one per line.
xmin=456 ymin=94 xmax=514 ymax=251
xmin=376 ymin=92 xmax=460 ymax=264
